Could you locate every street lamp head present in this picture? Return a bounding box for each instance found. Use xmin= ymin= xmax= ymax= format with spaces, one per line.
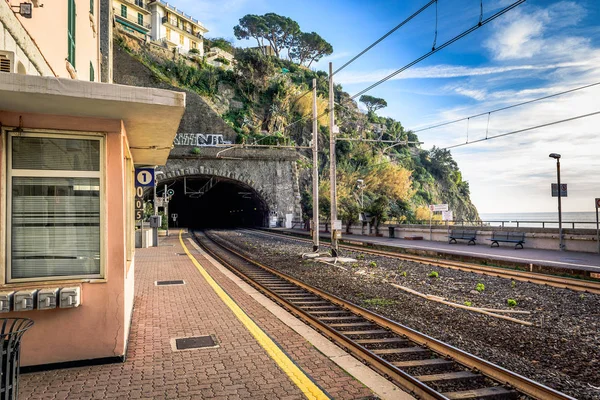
xmin=549 ymin=153 xmax=561 ymax=159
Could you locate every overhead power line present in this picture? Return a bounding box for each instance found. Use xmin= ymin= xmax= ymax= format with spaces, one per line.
xmin=284 ymin=0 xmax=439 ymax=129
xmin=350 ymin=0 xmax=526 ymax=100
xmin=443 ymin=110 xmax=600 ymax=150
xmin=332 ymin=0 xmax=437 ymax=76
xmin=413 ymin=81 xmax=600 ymax=133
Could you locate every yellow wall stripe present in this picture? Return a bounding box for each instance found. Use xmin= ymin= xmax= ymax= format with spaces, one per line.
xmin=179 ymin=231 xmax=330 ymax=400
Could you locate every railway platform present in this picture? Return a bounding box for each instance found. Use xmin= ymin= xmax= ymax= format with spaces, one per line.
xmin=19 ymin=230 xmax=405 ymax=400
xmin=271 ymin=229 xmax=600 ymax=274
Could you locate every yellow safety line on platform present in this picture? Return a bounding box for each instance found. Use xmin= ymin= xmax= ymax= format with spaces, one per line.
xmin=178 ymin=231 xmax=330 ymax=400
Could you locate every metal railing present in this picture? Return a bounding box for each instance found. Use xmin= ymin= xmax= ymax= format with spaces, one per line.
xmin=383 ymin=219 xmax=597 ymax=230
xmin=114 ymin=8 xmax=151 ymax=29
xmin=154 ymin=0 xmax=205 ymax=28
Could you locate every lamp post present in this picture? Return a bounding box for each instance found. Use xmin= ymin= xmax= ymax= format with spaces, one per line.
xmin=357 ymin=179 xmax=365 ymax=209
xmin=549 ymin=153 xmax=564 ymax=251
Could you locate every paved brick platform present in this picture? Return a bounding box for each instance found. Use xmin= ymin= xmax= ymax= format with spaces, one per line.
xmin=19 ymin=232 xmax=376 ymax=400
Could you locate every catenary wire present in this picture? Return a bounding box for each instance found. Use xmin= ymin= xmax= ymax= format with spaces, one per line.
xmin=443 ymin=110 xmax=600 ymax=150
xmin=412 ymin=81 xmax=600 ymax=133
xmin=350 ymin=0 xmax=526 ymax=100
xmin=284 ymin=0 xmax=439 ymax=130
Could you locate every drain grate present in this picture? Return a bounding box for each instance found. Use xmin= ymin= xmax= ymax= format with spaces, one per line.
xmin=155 ymin=280 xmax=185 ymax=286
xmin=172 ymin=335 xmax=219 ymax=351
xmin=176 ymin=253 xmax=187 ymax=256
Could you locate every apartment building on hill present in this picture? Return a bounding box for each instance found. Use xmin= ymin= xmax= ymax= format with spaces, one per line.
xmin=113 ymin=0 xmax=208 ymax=55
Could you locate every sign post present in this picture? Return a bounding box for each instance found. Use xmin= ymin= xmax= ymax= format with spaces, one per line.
xmin=135 ymin=168 xmax=156 ymax=247
xmin=428 ymin=204 xmax=449 ymax=240
xmin=596 ymin=198 xmax=600 ymax=254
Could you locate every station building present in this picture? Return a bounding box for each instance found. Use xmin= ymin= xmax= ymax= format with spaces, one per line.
xmin=0 ymin=0 xmax=185 ymax=367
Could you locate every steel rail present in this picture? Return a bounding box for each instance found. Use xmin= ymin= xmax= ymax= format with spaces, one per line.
xmin=194 ymin=232 xmax=446 ymax=399
xmin=249 ymin=229 xmax=600 ymax=295
xmin=195 ymin=230 xmax=576 ymax=400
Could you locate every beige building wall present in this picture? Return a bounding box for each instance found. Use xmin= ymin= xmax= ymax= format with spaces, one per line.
xmin=0 ymin=0 xmax=53 ymax=76
xmin=112 ymin=0 xmax=151 ymax=41
xmin=14 ymin=0 xmax=100 ymax=80
xmin=148 ymin=1 xmax=206 ymax=55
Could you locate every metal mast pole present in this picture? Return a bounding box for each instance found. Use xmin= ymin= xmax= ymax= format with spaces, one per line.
xmin=329 ymin=62 xmax=339 ymax=257
xmin=556 ymin=159 xmax=564 ymax=251
xmin=312 ymin=78 xmax=319 ymax=252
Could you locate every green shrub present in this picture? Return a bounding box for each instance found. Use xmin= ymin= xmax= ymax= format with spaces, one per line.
xmin=188 ymin=48 xmax=200 ymax=54
xmin=356 ymin=254 xmax=365 ymax=260
xmin=369 ymin=261 xmax=377 ymax=268
xmin=475 ymin=283 xmax=485 ymax=292
xmin=214 ymin=57 xmax=231 ymax=66
xmin=464 ymin=301 xmax=472 ymax=307
xmin=191 ymin=147 xmax=201 ymax=154
xmin=507 ymin=299 xmax=517 ymax=307
xmin=401 ymin=271 xmax=407 ymax=277
xmin=362 ymin=298 xmax=396 ymax=307
xmin=511 ymin=280 xmax=516 ymax=288
xmin=428 ymin=271 xmax=439 ymax=278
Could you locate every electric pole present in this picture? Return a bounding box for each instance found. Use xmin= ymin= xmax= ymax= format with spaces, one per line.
xmin=312 ymin=78 xmax=319 ymax=252
xmin=329 ymin=62 xmax=339 ymax=257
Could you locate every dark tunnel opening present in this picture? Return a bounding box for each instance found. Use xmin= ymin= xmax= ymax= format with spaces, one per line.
xmin=155 ymin=176 xmax=268 ymax=228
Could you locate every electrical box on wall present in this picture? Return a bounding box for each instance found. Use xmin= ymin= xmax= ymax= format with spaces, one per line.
xmin=0 ymin=291 xmax=15 ymax=313
xmin=59 ymin=287 xmax=81 ymax=308
xmin=14 ymin=289 xmax=38 ymax=311
xmin=38 ymin=288 xmax=59 ymax=310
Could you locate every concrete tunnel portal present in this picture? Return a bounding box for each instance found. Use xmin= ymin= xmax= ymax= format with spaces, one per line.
xmin=155 ymin=176 xmax=269 ymax=228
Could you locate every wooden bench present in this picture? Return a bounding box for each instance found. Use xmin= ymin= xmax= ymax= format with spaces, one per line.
xmin=448 ymin=229 xmax=477 ymax=245
xmin=488 ymin=231 xmax=525 ymax=249
xmin=291 ymin=220 xmax=305 ymax=229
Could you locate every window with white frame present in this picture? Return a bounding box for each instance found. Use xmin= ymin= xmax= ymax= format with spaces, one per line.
xmin=7 ymin=131 xmax=103 ymax=281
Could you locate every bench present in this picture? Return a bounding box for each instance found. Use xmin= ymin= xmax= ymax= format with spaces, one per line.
xmin=488 ymin=231 xmax=525 ymax=249
xmin=291 ymin=220 xmax=305 ymax=229
xmin=448 ymin=229 xmax=477 ymax=245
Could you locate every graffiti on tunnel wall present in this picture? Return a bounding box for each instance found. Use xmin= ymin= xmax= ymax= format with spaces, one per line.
xmin=173 ymin=133 xmax=233 ymax=146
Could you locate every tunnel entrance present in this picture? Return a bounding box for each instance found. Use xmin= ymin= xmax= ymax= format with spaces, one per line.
xmin=157 ymin=176 xmax=269 ymax=228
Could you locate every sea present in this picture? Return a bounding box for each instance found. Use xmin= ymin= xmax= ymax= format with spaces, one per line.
xmin=479 ymin=212 xmax=599 ymax=229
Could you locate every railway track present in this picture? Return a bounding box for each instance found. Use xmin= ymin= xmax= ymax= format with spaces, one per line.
xmin=193 ymin=230 xmax=575 ymax=400
xmin=246 ymin=228 xmax=600 ymax=295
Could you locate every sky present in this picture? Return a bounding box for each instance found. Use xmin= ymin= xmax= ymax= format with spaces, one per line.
xmin=167 ymin=0 xmax=600 ymax=214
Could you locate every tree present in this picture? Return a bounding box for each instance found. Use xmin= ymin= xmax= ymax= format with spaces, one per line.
xmin=359 ymin=95 xmax=388 ymax=114
xmin=234 ymin=15 xmax=268 ymax=54
xmin=290 ymin=32 xmax=333 ymax=67
xmin=260 ymin=13 xmax=300 ymax=58
xmin=339 ymin=197 xmax=360 ymax=233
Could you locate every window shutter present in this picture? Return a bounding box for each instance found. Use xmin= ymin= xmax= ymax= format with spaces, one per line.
xmin=90 ymin=62 xmax=94 ymax=81
xmin=90 ymin=0 xmax=94 ymax=15
xmin=67 ymin=0 xmax=76 ymax=68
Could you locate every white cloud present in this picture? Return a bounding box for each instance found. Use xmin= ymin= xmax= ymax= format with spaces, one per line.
xmin=411 ymin=2 xmax=600 ymax=213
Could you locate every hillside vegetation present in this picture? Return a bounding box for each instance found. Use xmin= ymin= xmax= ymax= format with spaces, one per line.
xmin=116 ymin=31 xmax=479 ymax=229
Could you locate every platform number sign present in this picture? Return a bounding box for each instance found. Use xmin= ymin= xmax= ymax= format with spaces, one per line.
xmin=135 ymin=168 xmax=155 ymax=221
xmin=135 ymin=168 xmax=155 ymax=187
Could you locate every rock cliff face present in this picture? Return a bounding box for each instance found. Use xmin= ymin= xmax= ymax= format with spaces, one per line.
xmin=113 ymin=37 xmax=237 ymax=140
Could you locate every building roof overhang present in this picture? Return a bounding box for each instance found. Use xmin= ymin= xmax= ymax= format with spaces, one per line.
xmin=0 ymin=73 xmax=185 ymax=165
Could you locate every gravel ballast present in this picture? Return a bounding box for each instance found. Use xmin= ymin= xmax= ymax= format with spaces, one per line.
xmin=210 ymin=229 xmax=600 ymax=400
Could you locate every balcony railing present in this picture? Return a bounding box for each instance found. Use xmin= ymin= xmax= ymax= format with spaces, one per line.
xmin=114 ymin=8 xmax=151 ymax=30
xmin=122 ymin=0 xmax=150 ymax=11
xmin=161 ymin=16 xmax=202 ymax=37
xmin=153 ymin=0 xmax=206 ymax=29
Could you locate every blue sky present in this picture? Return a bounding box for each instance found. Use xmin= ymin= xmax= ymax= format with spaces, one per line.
xmin=168 ymin=0 xmax=600 ymax=214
